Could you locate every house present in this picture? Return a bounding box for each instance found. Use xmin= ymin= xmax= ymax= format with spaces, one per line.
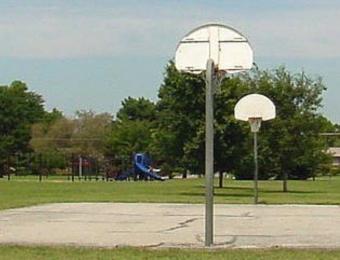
xmin=328 ymin=147 xmax=340 ymax=166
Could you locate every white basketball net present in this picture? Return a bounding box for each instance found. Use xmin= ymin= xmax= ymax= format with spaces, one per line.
xmin=210 ymin=69 xmax=228 ymax=95
xmin=248 ymin=118 xmax=262 ymax=133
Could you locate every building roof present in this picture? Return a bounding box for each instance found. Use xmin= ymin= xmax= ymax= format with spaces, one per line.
xmin=328 ymin=147 xmax=340 ymax=157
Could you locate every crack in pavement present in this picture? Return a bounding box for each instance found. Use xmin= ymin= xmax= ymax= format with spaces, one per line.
xmin=140 ymin=242 xmax=165 ymax=248
xmin=161 ymin=218 xmax=199 ymax=233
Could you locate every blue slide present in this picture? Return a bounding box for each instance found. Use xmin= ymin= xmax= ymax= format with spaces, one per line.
xmin=134 ymin=153 xmax=164 ymax=181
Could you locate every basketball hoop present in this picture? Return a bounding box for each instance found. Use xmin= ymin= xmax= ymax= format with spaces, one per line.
xmin=175 ymin=23 xmax=254 ymax=247
xmin=248 ymin=118 xmax=262 ymax=133
xmin=216 ymin=70 xmax=227 ymax=79
xmin=234 ymin=94 xmax=276 ymax=204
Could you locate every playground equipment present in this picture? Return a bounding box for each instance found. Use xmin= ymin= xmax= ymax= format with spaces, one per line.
xmin=3 ymin=152 xmax=164 ymax=182
xmin=115 ymin=153 xmax=164 ymax=181
xmin=134 ymin=153 xmax=163 ymax=181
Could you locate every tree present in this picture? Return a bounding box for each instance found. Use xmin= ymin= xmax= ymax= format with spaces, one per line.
xmin=155 ymin=62 xmax=249 ymax=183
xmin=104 ymin=97 xmax=158 ymax=172
xmin=31 ymin=117 xmax=74 ymax=153
xmin=237 ymin=67 xmax=332 ymax=191
xmin=30 ymin=110 xmax=112 ymax=174
xmin=43 ymin=108 xmax=63 ymax=126
xmin=116 ymin=97 xmax=156 ymax=121
xmin=154 ymin=62 xmax=332 ymax=188
xmin=72 ymin=110 xmax=112 ymax=158
xmin=155 ymin=62 xmax=206 ymax=177
xmin=29 ymin=109 xmax=66 ymax=174
xmin=213 ymin=77 xmax=250 ymax=186
xmin=106 ymin=120 xmax=153 ymax=170
xmin=0 ymin=81 xmax=45 ymax=176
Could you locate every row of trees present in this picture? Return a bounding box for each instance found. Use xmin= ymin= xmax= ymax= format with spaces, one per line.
xmin=0 ymin=63 xmax=337 ymax=188
xmin=108 ymin=63 xmax=336 ymax=187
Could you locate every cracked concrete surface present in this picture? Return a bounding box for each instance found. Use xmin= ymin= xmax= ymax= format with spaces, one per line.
xmin=0 ymin=203 xmax=340 ymax=248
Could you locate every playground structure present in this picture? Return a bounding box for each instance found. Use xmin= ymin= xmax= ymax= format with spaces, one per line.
xmin=67 ymin=152 xmax=164 ymax=181
xmin=115 ymin=153 xmax=164 ymax=181
xmin=1 ymin=152 xmax=164 ymax=182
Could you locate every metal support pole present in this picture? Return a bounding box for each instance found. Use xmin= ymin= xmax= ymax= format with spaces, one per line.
xmin=71 ymin=155 xmax=75 ymax=182
xmin=7 ymin=156 xmax=10 ymax=181
xmin=39 ymin=153 xmax=42 ymax=182
xmin=254 ymin=132 xmax=258 ymax=204
xmin=205 ymin=58 xmax=215 ymax=246
xmin=79 ymin=155 xmax=83 ymax=179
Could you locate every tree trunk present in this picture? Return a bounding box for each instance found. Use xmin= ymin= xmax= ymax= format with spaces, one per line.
xmin=218 ymin=172 xmax=223 ymax=188
xmin=283 ymin=171 xmax=288 ymax=192
xmin=0 ymin=163 xmax=5 ymax=178
xmin=182 ymin=170 xmax=187 ymax=179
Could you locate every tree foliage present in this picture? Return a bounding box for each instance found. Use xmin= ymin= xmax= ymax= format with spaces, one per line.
xmin=153 ymin=63 xmax=332 ymax=181
xmin=0 ymin=81 xmax=45 ymax=175
xmin=106 ymin=98 xmax=156 ymax=168
xmin=106 ymin=120 xmax=153 ymax=159
xmin=73 ymin=110 xmax=112 ymax=158
xmin=117 ymin=97 xmax=156 ymax=121
xmin=1 ymin=64 xmax=335 ymax=182
xmin=30 ymin=110 xmax=112 ymax=173
xmin=238 ymin=68 xmax=332 ymax=186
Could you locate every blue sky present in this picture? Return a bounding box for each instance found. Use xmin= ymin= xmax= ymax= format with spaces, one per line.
xmin=0 ymin=0 xmax=339 ymax=122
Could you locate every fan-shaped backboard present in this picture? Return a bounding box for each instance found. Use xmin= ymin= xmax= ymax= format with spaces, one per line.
xmin=234 ymin=94 xmax=276 ymax=121
xmin=175 ymin=23 xmax=253 ymax=74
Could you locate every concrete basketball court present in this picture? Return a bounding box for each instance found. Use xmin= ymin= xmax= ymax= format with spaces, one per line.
xmin=0 ymin=203 xmax=340 ymax=248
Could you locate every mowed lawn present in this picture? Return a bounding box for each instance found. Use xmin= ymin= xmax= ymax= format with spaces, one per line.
xmin=0 ymin=245 xmax=340 ymax=260
xmin=1 ymin=176 xmax=340 ymax=210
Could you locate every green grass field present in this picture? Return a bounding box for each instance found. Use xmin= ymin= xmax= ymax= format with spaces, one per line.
xmin=0 ymin=245 xmax=340 ymax=260
xmin=1 ymin=175 xmax=340 ymax=210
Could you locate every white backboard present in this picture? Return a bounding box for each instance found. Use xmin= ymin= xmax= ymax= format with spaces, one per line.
xmin=234 ymin=94 xmax=276 ymax=121
xmin=175 ymin=23 xmax=253 ymax=74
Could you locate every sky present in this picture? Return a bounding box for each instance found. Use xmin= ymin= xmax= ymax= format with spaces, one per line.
xmin=0 ymin=0 xmax=339 ymax=122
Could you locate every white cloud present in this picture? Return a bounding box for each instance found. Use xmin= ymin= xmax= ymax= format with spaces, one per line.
xmin=0 ymin=3 xmax=339 ymax=59
xmin=243 ymin=9 xmax=340 ymax=59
